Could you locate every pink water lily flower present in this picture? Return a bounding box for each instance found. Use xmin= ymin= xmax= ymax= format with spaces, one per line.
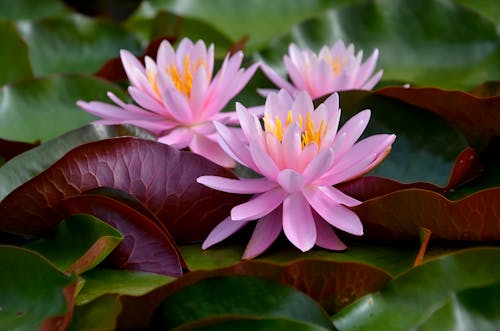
xmin=77 ymin=38 xmax=259 ymax=167
xmin=260 ymin=40 xmax=382 ymax=99
xmin=197 ymin=90 xmax=395 ymax=259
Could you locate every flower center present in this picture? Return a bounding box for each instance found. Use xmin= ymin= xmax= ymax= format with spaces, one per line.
xmin=147 ymin=55 xmax=207 ymax=98
xmin=325 ymin=54 xmax=346 ymax=76
xmin=263 ymin=110 xmax=328 ymax=148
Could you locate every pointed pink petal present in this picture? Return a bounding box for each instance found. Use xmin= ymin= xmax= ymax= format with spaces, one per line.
xmin=298 ymin=143 xmax=319 ymax=172
xmin=361 ymin=70 xmax=383 ymax=90
xmin=292 ymin=91 xmax=315 ymax=117
xmin=314 ymin=213 xmax=347 ymax=250
xmin=332 ymin=109 xmax=371 ymax=158
xmin=249 ymin=142 xmax=280 ymax=181
xmin=189 ymin=66 xmax=209 ymax=118
xmin=160 ymin=88 xmax=193 ymax=124
xmin=128 ymin=87 xmax=167 ymax=115
xmin=156 ymin=40 xmax=176 ymax=71
xmin=189 ymin=133 xmax=235 ymax=167
xmin=260 ymin=62 xmax=296 ymax=94
xmin=284 ymin=56 xmax=307 ymax=92
xmin=231 ymin=187 xmax=286 ymax=221
xmin=282 ymin=193 xmax=316 ymax=252
xmin=355 ymin=49 xmax=380 ymax=87
xmin=197 ymin=176 xmax=277 ymax=194
xmin=120 ymin=49 xmax=145 ymax=88
xmin=157 ymin=127 xmax=193 ymax=149
xmin=202 ymin=216 xmax=249 ymax=249
xmin=282 ymin=123 xmax=302 ymax=170
xmin=242 ymin=207 xmax=282 ymax=259
xmin=318 ymin=185 xmax=360 ymax=207
xmin=213 ymin=121 xmax=257 ymax=170
xmin=236 ymin=103 xmax=264 ymax=145
xmin=303 ymin=148 xmax=335 ymax=183
xmin=304 ymin=187 xmax=363 ymax=235
xmin=277 ymin=169 xmax=305 ymax=194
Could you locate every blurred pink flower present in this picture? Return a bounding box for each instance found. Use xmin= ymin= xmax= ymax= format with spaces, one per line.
xmin=198 ymin=90 xmax=395 ymax=259
xmin=260 ymin=40 xmax=382 ymax=99
xmin=78 ymin=38 xmax=259 ymax=167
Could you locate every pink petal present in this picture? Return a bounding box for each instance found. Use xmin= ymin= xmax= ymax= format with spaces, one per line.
xmin=314 ymin=213 xmax=347 ymax=251
xmin=236 ymin=103 xmax=264 ymax=145
xmin=231 ymin=187 xmax=286 ymax=221
xmin=242 ymin=207 xmax=282 ymax=259
xmin=189 ymin=66 xmax=209 ymax=119
xmin=355 ymin=49 xmax=379 ymax=87
xmin=277 ymin=169 xmax=305 ymax=194
xmin=120 ymin=49 xmax=145 ymax=88
xmin=189 ymin=133 xmax=235 ymax=168
xmin=292 ymin=91 xmax=314 ymax=118
xmin=213 ymin=121 xmax=257 ymax=170
xmin=128 ymin=87 xmax=167 ymax=115
xmin=249 ymin=143 xmax=280 ymax=181
xmin=202 ymin=216 xmax=249 ymax=249
xmin=332 ymin=109 xmax=371 ymax=158
xmin=284 ymin=56 xmax=307 ymax=92
xmin=303 ymin=148 xmax=335 ymax=183
xmin=282 ymin=193 xmax=316 ymax=252
xmin=156 ymin=40 xmax=176 ymax=71
xmin=282 ymin=123 xmax=302 ymax=170
xmin=197 ymin=176 xmax=277 ymax=194
xmin=317 ymin=185 xmax=360 ymax=207
xmin=298 ymin=143 xmax=318 ymax=172
xmin=160 ymin=88 xmax=193 ymax=124
xmin=361 ymin=70 xmax=383 ymax=90
xmin=259 ymin=62 xmax=296 ymax=95
xmin=304 ymin=187 xmax=363 ymax=235
xmin=157 ymin=127 xmax=193 ymax=149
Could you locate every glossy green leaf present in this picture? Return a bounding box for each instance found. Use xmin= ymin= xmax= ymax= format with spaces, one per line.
xmin=69 ymin=295 xmax=121 ymax=331
xmin=15 ymin=14 xmax=143 ymax=76
xmin=337 ymin=90 xmax=468 ymax=186
xmin=174 ymin=316 xmax=333 ymax=331
xmin=150 ymin=0 xmax=356 ymax=52
xmin=264 ymin=0 xmax=500 ymax=89
xmin=0 ymin=75 xmax=126 ymax=142
xmin=332 ymin=247 xmax=500 ymax=331
xmin=76 ymin=268 xmax=174 ymax=305
xmin=25 ymin=214 xmax=123 ymax=274
xmin=0 ymin=245 xmax=77 ymax=331
xmin=0 ymin=20 xmax=33 ymax=86
xmin=151 ymin=275 xmax=334 ymax=330
xmin=0 ymin=0 xmax=68 ymax=20
xmin=415 ymin=281 xmax=500 ymax=331
xmin=454 ymin=0 xmax=500 ymax=24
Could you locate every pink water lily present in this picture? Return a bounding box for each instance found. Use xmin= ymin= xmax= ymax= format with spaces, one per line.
xmin=198 ymin=90 xmax=395 ymax=259
xmin=77 ymin=38 xmax=259 ymax=167
xmin=260 ymin=40 xmax=382 ymax=99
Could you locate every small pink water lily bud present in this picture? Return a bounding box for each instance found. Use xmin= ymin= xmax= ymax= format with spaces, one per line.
xmin=77 ymin=38 xmax=259 ymax=167
xmin=260 ymin=40 xmax=383 ymax=99
xmin=197 ymin=90 xmax=395 ymax=259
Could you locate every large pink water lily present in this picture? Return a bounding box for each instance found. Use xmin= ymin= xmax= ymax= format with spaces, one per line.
xmin=197 ymin=90 xmax=395 ymax=259
xmin=260 ymin=40 xmax=382 ymax=99
xmin=77 ymin=38 xmax=259 ymax=167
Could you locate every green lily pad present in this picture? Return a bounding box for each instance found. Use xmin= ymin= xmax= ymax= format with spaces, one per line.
xmin=0 ymin=75 xmax=126 ymax=142
xmin=0 ymin=245 xmax=77 ymax=331
xmin=0 ymin=0 xmax=68 ymax=20
xmin=15 ymin=14 xmax=143 ymax=76
xmin=25 ymin=214 xmax=123 ymax=274
xmin=0 ymin=20 xmax=32 ymax=86
xmin=76 ymin=268 xmax=174 ymax=305
xmin=332 ymin=247 xmax=500 ymax=331
xmin=69 ymin=295 xmax=122 ymax=331
xmin=151 ymin=275 xmax=334 ymax=330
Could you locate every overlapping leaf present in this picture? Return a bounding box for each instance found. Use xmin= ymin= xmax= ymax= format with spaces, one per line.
xmin=332 ymin=247 xmax=500 ymax=331
xmin=0 ymin=137 xmax=248 ymax=243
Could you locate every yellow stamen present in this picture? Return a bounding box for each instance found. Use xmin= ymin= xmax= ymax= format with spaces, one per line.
xmin=263 ymin=110 xmax=329 ymax=149
xmin=326 ymin=54 xmax=346 ymax=76
xmin=163 ymin=54 xmax=208 ymax=98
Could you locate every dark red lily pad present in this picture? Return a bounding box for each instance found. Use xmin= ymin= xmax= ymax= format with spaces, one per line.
xmin=0 ymin=138 xmax=40 ymax=162
xmin=352 ymin=187 xmax=500 ymax=242
xmin=0 ymin=137 xmax=247 ymax=242
xmin=376 ymin=86 xmax=500 ymax=150
xmin=61 ymin=194 xmax=185 ymax=277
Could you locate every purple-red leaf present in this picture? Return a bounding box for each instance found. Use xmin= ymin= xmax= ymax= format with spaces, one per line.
xmin=62 ymin=194 xmax=185 ymax=277
xmin=352 ymin=187 xmax=500 ymax=241
xmin=0 ymin=137 xmax=247 ymax=242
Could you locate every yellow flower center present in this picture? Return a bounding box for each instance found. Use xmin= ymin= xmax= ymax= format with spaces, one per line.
xmin=326 ymin=54 xmax=346 ymax=76
xmin=263 ymin=110 xmax=328 ymax=148
xmin=147 ymin=55 xmax=207 ymax=98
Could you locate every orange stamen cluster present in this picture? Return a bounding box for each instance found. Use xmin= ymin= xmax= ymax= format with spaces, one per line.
xmin=263 ymin=110 xmax=329 ymax=148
